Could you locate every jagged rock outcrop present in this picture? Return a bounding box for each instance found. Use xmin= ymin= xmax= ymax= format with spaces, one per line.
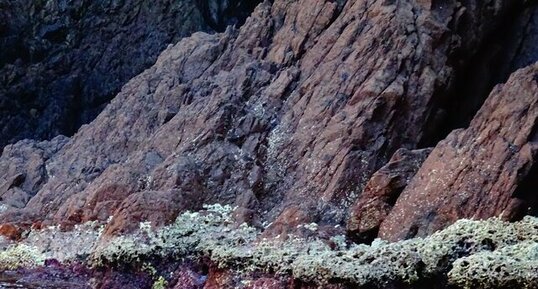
xmin=0 ymin=136 xmax=68 ymax=228
xmin=0 ymin=0 xmax=532 ymax=239
xmin=379 ymin=63 xmax=538 ymax=241
xmin=2 ymin=1 xmax=538 ymax=288
xmin=347 ymin=148 xmax=432 ymax=242
xmin=0 ymin=0 xmax=259 ymax=148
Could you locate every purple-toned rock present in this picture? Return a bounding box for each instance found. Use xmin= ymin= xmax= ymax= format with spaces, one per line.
xmin=347 ymin=148 xmax=432 ymax=242
xmin=379 ymin=63 xmax=538 ymax=241
xmin=171 ymin=266 xmax=206 ymax=289
xmin=0 ymin=0 xmax=529 ymax=239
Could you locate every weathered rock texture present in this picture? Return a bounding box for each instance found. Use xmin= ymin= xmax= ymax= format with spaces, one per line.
xmin=0 ymin=0 xmax=259 ymax=148
xmin=347 ymin=148 xmax=432 ymax=242
xmin=0 ymin=136 xmax=68 ymax=211
xmin=431 ymin=2 xmax=538 ymax=142
xmin=0 ymin=0 xmax=535 ymax=239
xmin=380 ymin=63 xmax=538 ymax=241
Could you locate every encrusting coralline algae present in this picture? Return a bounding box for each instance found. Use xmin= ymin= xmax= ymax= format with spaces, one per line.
xmin=2 ymin=204 xmax=538 ymax=288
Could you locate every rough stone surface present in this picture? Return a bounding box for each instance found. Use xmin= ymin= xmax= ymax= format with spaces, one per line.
xmin=0 ymin=0 xmax=259 ymax=148
xmin=379 ymin=63 xmax=538 ymax=241
xmin=2 ymin=1 xmax=538 ymax=289
xmin=0 ymin=0 xmax=529 ymax=238
xmin=0 ymin=224 xmax=22 ymax=241
xmin=0 ymin=136 xmax=68 ymax=219
xmin=171 ymin=266 xmax=206 ymax=289
xmin=347 ymin=148 xmax=432 ymax=242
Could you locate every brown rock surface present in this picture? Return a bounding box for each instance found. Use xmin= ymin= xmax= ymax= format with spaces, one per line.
xmin=0 ymin=0 xmax=528 ymax=236
xmin=379 ymin=63 xmax=538 ymax=241
xmin=347 ymin=148 xmax=432 ymax=242
xmin=0 ymin=224 xmax=22 ymax=241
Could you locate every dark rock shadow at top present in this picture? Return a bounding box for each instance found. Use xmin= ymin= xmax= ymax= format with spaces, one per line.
xmin=420 ymin=2 xmax=538 ymax=148
xmin=195 ymin=0 xmax=263 ymax=32
xmin=0 ymin=0 xmax=261 ymax=149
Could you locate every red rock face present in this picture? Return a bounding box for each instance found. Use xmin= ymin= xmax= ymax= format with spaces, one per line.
xmin=379 ymin=64 xmax=538 ymax=241
xmin=347 ymin=148 xmax=432 ymax=242
xmin=0 ymin=0 xmax=530 ymax=238
xmin=0 ymin=224 xmax=22 ymax=241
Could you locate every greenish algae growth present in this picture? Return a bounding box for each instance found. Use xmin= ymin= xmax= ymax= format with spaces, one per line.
xmin=2 ymin=204 xmax=538 ymax=288
xmin=92 ymin=205 xmax=538 ymax=288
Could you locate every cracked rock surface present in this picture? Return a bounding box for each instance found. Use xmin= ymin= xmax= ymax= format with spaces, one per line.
xmin=0 ymin=0 xmax=535 ymax=240
xmin=1 ymin=0 xmax=538 ymax=288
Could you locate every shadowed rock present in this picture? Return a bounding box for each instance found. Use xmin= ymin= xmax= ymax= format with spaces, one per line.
xmin=347 ymin=148 xmax=432 ymax=243
xmin=379 ymin=63 xmax=538 ymax=241
xmin=0 ymin=0 xmax=260 ymax=148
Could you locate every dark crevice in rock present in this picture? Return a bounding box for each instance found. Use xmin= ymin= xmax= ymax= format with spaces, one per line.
xmin=513 ymin=161 xmax=538 ymax=218
xmin=348 ymin=226 xmax=379 ymax=245
xmin=420 ymin=2 xmax=538 ymax=148
xmin=195 ymin=0 xmax=263 ymax=32
xmin=0 ymin=0 xmax=211 ymax=147
xmin=386 ymin=186 xmax=405 ymax=207
xmin=512 ymin=122 xmax=538 ymax=219
xmin=507 ymin=6 xmax=538 ymax=72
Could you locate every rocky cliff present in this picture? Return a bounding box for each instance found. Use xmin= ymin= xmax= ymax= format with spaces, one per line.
xmin=1 ymin=0 xmax=538 ymax=288
xmin=0 ymin=0 xmax=259 ymax=147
